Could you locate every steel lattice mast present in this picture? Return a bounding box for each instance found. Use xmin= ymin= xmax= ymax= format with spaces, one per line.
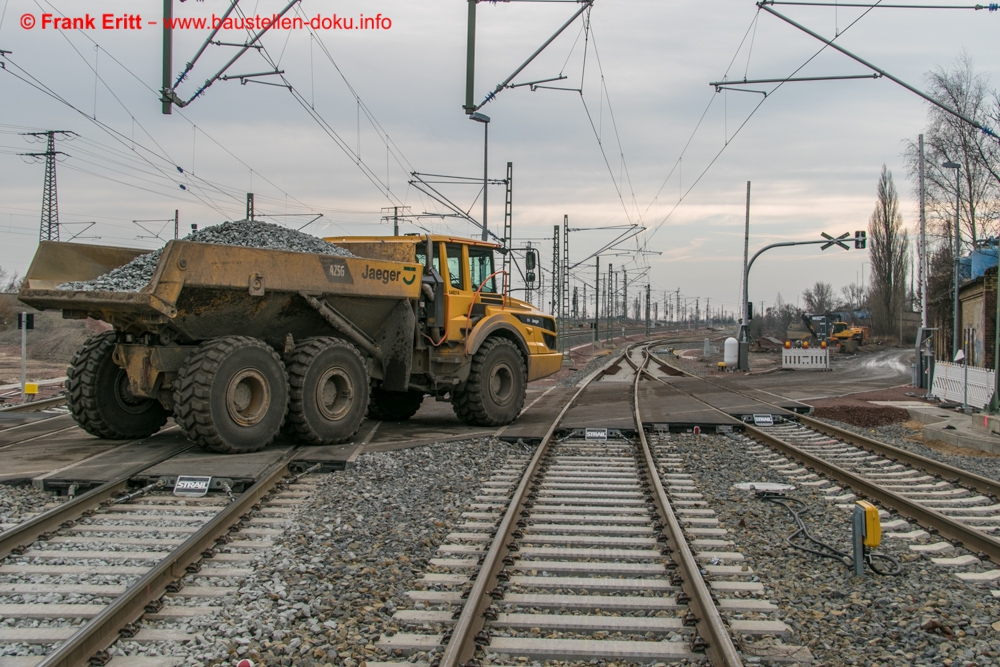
xmin=20 ymin=131 xmax=75 ymax=242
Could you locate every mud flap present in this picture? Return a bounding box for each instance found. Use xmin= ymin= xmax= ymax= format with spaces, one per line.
xmin=375 ymin=299 xmax=415 ymax=392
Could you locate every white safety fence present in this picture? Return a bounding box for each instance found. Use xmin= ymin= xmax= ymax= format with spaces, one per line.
xmin=931 ymin=361 xmax=995 ymax=408
xmin=782 ymin=348 xmax=829 ymax=370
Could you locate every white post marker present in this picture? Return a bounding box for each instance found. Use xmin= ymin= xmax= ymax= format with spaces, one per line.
xmin=955 ymin=349 xmax=968 ymax=411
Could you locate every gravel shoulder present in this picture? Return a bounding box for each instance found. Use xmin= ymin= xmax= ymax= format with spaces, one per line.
xmin=151 ymin=437 xmax=532 ymax=666
xmin=670 ymin=431 xmax=1000 ymax=667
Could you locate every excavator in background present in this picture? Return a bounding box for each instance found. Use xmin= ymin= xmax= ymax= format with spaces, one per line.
xmin=786 ymin=313 xmax=868 ymax=346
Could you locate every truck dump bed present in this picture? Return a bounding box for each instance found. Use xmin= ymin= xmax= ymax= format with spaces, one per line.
xmin=19 ymin=240 xmax=422 ymax=344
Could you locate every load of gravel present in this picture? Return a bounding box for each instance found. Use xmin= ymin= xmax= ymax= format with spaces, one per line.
xmin=58 ymin=220 xmax=354 ymax=292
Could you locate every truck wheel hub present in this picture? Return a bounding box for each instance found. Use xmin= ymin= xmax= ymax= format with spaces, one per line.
xmin=317 ymin=368 xmax=353 ymax=421
xmin=489 ymin=361 xmax=514 ymax=406
xmin=115 ymin=370 xmax=148 ymax=413
xmin=226 ymin=369 xmax=271 ymax=427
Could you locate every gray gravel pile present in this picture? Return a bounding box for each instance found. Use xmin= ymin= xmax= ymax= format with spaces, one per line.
xmin=663 ymin=431 xmax=1000 ymax=666
xmin=112 ymin=438 xmax=531 ymax=666
xmin=818 ymin=418 xmax=1000 ymax=483
xmin=58 ymin=220 xmax=354 ymax=292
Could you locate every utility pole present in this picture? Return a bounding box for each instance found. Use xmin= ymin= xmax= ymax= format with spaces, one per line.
xmin=503 ymin=162 xmax=513 ymax=293
xmin=21 ymin=130 xmax=75 ymax=241
xmin=919 ymin=135 xmax=927 ymax=331
xmin=706 ymin=298 xmax=711 ymax=327
xmin=381 ymin=205 xmax=412 ymax=238
xmin=607 ymin=263 xmax=613 ymax=342
xmin=645 ymin=284 xmax=651 ymax=337
xmin=696 ymin=297 xmax=700 ymax=327
xmin=562 ymin=215 xmax=570 ymax=328
xmin=623 ymin=269 xmax=628 ymax=324
xmin=737 ymin=181 xmax=752 ymax=370
xmin=174 ymin=210 xmax=179 ymax=239
xmin=162 ymin=0 xmax=172 ymax=113
xmin=676 ymin=289 xmax=681 ymax=326
xmin=595 ymin=257 xmax=600 ymax=343
xmin=246 ymin=193 xmax=255 ymax=221
xmin=552 ymin=225 xmax=560 ymax=346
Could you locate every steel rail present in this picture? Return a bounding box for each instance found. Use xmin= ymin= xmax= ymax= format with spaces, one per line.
xmin=645 ymin=350 xmax=1000 ymax=505
xmin=626 ymin=347 xmax=744 ymax=666
xmin=0 ymin=435 xmax=190 ymax=560
xmin=796 ymin=413 xmax=1000 ymax=498
xmin=36 ymin=448 xmax=300 ymax=667
xmin=438 ymin=348 xmax=631 ymax=667
xmin=641 ymin=352 xmax=1000 ymax=565
xmin=744 ymin=424 xmax=1000 ymax=563
xmin=0 ymin=395 xmax=67 ymax=412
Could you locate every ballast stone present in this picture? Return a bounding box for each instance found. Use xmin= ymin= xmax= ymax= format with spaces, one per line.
xmin=58 ymin=220 xmax=354 ymax=292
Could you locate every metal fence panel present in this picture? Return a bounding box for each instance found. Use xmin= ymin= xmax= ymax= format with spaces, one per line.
xmin=931 ymin=361 xmax=995 ymax=408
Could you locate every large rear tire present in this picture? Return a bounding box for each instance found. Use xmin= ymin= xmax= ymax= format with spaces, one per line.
xmin=286 ymin=338 xmax=369 ymax=445
xmin=173 ymin=337 xmax=289 ymax=454
xmin=452 ymin=337 xmax=526 ymax=426
xmin=368 ymin=388 xmax=424 ymax=421
xmin=66 ymin=332 xmax=169 ymax=439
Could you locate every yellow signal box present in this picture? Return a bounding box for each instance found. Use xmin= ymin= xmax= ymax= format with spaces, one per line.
xmin=856 ymin=500 xmax=881 ymax=548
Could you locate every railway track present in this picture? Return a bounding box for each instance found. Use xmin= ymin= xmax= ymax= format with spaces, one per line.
xmin=643 ymin=346 xmax=1000 ymax=580
xmin=374 ymin=342 xmax=809 ymax=666
xmin=0 ymin=446 xmax=317 ymax=666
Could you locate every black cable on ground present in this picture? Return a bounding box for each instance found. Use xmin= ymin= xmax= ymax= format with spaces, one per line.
xmin=756 ymin=490 xmax=902 ymax=576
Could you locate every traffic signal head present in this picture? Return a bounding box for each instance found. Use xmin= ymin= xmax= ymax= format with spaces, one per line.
xmin=525 ymin=249 xmax=537 ymax=271
xmin=854 ymin=230 xmax=867 ymax=249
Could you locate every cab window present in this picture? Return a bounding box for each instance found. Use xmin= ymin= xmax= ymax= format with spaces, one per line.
xmin=468 ymin=247 xmax=496 ymax=293
xmin=445 ymin=243 xmax=464 ymax=290
xmin=415 ymin=241 xmax=441 ymax=276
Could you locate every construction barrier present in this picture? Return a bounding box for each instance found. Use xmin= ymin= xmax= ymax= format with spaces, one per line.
xmin=782 ymin=348 xmax=830 ymax=370
xmin=931 ymin=361 xmax=995 ymax=408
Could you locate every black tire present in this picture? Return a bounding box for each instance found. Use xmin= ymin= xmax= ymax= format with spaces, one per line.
xmin=173 ymin=337 xmax=289 ymax=454
xmin=452 ymin=337 xmax=526 ymax=426
xmin=286 ymin=338 xmax=369 ymax=445
xmin=65 ymin=331 xmax=169 ymax=439
xmin=368 ymin=388 xmax=424 ymax=421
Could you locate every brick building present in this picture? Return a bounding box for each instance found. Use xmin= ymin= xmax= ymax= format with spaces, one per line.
xmin=948 ymin=265 xmax=999 ymax=368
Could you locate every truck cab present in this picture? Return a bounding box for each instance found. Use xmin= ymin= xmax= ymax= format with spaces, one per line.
xmin=325 ymin=234 xmax=561 ymax=422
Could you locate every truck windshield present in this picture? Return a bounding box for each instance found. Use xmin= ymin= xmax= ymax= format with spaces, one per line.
xmin=469 ymin=247 xmax=496 ymax=293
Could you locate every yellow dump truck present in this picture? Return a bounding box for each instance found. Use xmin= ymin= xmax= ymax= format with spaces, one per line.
xmin=18 ymin=234 xmax=561 ymax=454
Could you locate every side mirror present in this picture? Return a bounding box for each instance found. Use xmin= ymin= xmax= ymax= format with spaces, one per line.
xmin=525 ymin=249 xmax=537 ymax=271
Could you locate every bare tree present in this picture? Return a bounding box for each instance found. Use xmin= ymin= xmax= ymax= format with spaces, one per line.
xmin=802 ymin=282 xmax=836 ymax=314
xmin=868 ymin=165 xmax=911 ymax=336
xmin=903 ymin=54 xmax=1000 ymax=245
xmin=839 ymin=282 xmax=866 ymax=312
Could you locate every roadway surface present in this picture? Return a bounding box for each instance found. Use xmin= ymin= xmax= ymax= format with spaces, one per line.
xmin=729 ymin=347 xmax=914 ymax=402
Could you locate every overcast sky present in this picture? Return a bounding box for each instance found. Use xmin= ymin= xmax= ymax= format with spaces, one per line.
xmin=1 ymin=0 xmax=997 ymax=319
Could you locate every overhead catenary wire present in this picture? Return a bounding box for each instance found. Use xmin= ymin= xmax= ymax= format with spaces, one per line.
xmin=640 ymin=0 xmax=888 ymax=250
xmin=10 ymin=0 xmax=327 ymax=219
xmin=760 ymin=1 xmax=998 ymax=8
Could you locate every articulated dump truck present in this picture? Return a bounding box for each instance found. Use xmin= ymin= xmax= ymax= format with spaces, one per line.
xmin=18 ymin=234 xmax=561 ymax=454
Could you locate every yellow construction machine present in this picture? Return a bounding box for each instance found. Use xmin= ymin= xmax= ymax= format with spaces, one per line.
xmin=19 ymin=233 xmax=561 ymax=454
xmin=786 ymin=313 xmax=868 ymax=345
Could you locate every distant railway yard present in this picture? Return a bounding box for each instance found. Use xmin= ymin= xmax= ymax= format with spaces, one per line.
xmin=3 ymin=332 xmax=1000 ymax=667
